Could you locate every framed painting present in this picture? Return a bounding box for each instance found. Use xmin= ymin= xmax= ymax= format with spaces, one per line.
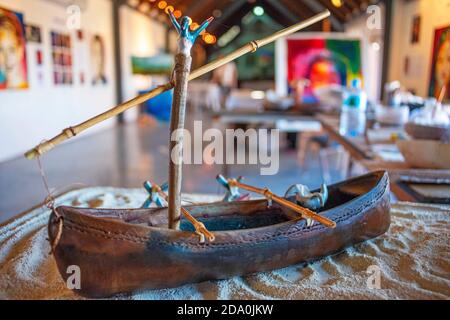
xmin=429 ymin=25 xmax=450 ymax=102
xmin=276 ymin=33 xmax=363 ymax=103
xmin=0 ymin=6 xmax=28 ymax=90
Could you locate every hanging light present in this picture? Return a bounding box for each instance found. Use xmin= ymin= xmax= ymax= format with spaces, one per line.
xmin=173 ymin=10 xmax=182 ymax=18
xmin=190 ymin=22 xmax=199 ymax=30
xmin=158 ymin=1 xmax=167 ymax=9
xmin=164 ymin=5 xmax=174 ymax=14
xmin=253 ymin=6 xmax=264 ymax=16
xmin=203 ymin=33 xmax=216 ymax=44
xmin=331 ymin=0 xmax=343 ymax=8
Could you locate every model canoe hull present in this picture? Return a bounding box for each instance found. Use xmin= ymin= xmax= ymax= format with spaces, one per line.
xmin=49 ymin=171 xmax=391 ymax=297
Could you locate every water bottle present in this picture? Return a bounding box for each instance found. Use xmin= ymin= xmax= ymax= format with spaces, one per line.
xmin=339 ymin=79 xmax=367 ymax=137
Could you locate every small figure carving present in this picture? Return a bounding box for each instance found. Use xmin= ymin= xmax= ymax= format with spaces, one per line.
xmin=168 ymin=11 xmax=213 ymax=55
xmin=285 ymin=183 xmax=328 ymax=227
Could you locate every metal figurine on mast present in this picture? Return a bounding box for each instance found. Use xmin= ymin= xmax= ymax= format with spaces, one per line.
xmin=167 ymin=12 xmax=213 ymax=230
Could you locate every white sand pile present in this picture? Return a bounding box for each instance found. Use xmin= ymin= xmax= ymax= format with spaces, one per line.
xmin=0 ymin=187 xmax=449 ymax=300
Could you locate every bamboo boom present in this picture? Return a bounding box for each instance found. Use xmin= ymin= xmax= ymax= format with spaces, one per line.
xmin=229 ymin=180 xmax=336 ymax=228
xmin=24 ymin=10 xmax=330 ymax=160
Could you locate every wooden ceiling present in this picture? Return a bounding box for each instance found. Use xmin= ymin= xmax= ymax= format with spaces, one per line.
xmin=124 ymin=0 xmax=383 ymax=41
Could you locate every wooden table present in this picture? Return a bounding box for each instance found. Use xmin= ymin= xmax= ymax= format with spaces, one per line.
xmin=317 ymin=114 xmax=450 ymax=203
xmin=211 ymin=110 xmax=316 ymax=125
xmin=212 ymin=110 xmax=321 ymax=177
xmin=316 ymin=114 xmax=374 ymax=161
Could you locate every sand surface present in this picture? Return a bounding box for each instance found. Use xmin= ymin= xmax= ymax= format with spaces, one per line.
xmin=0 ymin=187 xmax=449 ymax=300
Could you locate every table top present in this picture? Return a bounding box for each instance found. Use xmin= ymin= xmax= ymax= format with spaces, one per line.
xmin=211 ymin=109 xmax=316 ymax=124
xmin=317 ymin=115 xmax=450 ymax=203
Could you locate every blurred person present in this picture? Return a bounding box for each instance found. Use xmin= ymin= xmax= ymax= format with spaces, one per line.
xmin=211 ymin=55 xmax=238 ymax=105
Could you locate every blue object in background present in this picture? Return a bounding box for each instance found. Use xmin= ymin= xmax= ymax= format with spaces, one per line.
xmin=139 ymin=88 xmax=173 ymax=122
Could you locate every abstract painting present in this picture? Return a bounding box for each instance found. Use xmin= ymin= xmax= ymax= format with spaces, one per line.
xmin=411 ymin=15 xmax=421 ymax=44
xmin=51 ymin=31 xmax=73 ymax=85
xmin=286 ymin=37 xmax=362 ymax=103
xmin=429 ymin=25 xmax=450 ymax=102
xmin=0 ymin=6 xmax=28 ymax=90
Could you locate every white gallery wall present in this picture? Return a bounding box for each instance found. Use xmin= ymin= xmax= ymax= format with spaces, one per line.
xmin=388 ymin=0 xmax=450 ymax=97
xmin=0 ymin=0 xmax=170 ymax=162
xmin=0 ymin=0 xmax=116 ymax=162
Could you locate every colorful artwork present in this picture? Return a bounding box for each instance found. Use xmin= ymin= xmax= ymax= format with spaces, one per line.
xmin=429 ymin=25 xmax=450 ymax=101
xmin=287 ymin=38 xmax=362 ymax=103
xmin=131 ymin=53 xmax=174 ymax=75
xmin=51 ymin=31 xmax=73 ymax=85
xmin=91 ymin=34 xmax=107 ymax=85
xmin=0 ymin=6 xmax=28 ymax=90
xmin=411 ymin=16 xmax=421 ymax=44
xmin=25 ymin=24 xmax=42 ymax=43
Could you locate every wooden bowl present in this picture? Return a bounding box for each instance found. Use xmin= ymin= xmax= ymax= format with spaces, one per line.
xmin=397 ymin=140 xmax=450 ymax=169
xmin=404 ymin=122 xmax=450 ymax=141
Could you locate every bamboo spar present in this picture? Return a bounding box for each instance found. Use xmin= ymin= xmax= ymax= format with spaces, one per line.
xmin=24 ymin=10 xmax=330 ymax=160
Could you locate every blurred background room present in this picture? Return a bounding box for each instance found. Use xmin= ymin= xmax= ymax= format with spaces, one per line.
xmin=1 ymin=0 xmax=450 ymax=221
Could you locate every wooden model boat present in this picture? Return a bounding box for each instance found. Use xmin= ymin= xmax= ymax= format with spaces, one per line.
xmin=49 ymin=171 xmax=390 ymax=297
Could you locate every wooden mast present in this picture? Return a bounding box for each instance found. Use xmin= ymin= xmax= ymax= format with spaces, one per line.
xmin=167 ymin=13 xmax=213 ymax=229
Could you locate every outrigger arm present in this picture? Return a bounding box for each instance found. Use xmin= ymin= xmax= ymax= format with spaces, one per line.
xmin=217 ymin=175 xmax=336 ymax=228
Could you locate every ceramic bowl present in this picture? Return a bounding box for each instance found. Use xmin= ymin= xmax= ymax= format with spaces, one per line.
xmin=397 ymin=139 xmax=450 ymax=169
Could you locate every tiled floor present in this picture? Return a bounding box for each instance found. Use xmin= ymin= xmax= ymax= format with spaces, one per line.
xmin=0 ymin=111 xmax=328 ymax=223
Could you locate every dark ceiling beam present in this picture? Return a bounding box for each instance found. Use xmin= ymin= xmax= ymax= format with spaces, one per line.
xmin=209 ymin=1 xmax=257 ymax=39
xmin=281 ymin=0 xmax=314 ymax=20
xmin=345 ymin=0 xmax=359 ymax=10
xmin=315 ymin=0 xmax=349 ymax=21
xmin=186 ymin=0 xmax=218 ymax=22
xmin=300 ymin=0 xmax=344 ymax=30
xmin=184 ymin=0 xmax=208 ymax=17
xmin=265 ymin=0 xmax=299 ymax=25
xmin=208 ymin=0 xmax=248 ymax=33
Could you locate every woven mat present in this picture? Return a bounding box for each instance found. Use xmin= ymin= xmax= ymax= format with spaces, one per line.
xmin=0 ymin=187 xmax=449 ymax=300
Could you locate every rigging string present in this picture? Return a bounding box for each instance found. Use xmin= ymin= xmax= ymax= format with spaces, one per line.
xmin=36 ymin=155 xmax=63 ymax=254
